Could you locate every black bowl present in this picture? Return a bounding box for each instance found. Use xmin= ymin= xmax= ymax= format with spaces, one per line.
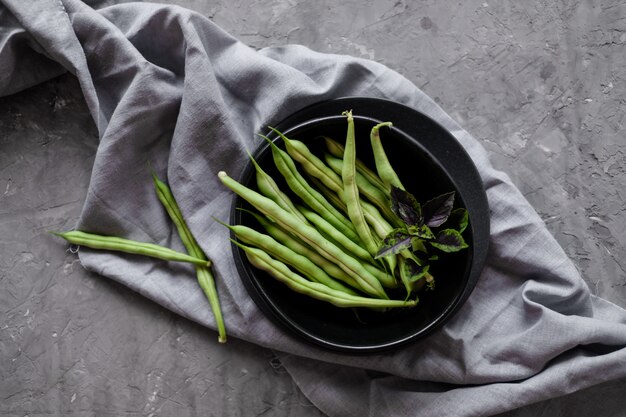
xmin=230 ymin=97 xmax=489 ymax=353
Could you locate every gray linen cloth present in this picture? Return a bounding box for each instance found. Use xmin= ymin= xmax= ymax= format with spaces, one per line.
xmin=2 ymin=1 xmax=626 ymax=415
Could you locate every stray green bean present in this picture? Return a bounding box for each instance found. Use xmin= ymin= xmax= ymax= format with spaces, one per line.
xmin=50 ymin=230 xmax=210 ymax=267
xmin=152 ymin=174 xmax=227 ymax=344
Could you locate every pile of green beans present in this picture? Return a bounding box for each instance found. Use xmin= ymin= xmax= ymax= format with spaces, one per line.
xmin=219 ymin=111 xmax=426 ymax=309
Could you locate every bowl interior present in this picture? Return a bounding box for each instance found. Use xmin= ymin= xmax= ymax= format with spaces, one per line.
xmin=231 ymin=112 xmax=476 ymax=352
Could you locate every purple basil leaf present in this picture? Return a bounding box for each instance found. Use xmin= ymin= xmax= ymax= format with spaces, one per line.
xmin=390 ymin=186 xmax=423 ymax=226
xmin=446 ymin=208 xmax=469 ymax=233
xmin=375 ymin=228 xmax=413 ymax=258
xmin=423 ymin=191 xmax=455 ymax=228
xmin=429 ymin=229 xmax=468 ymax=253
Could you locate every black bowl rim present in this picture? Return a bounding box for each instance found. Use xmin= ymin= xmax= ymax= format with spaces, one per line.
xmin=230 ymin=96 xmax=490 ymax=353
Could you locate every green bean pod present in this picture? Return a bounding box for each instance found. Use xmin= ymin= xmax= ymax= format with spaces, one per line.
xmin=237 ymin=242 xmax=417 ymax=309
xmin=296 ymin=205 xmax=373 ymax=264
xmin=261 ymin=135 xmax=361 ymax=243
xmin=218 ymin=171 xmax=388 ymax=299
xmin=370 ymin=122 xmax=404 ymax=191
xmin=273 ymin=128 xmax=343 ymax=194
xmin=341 ymin=110 xmax=379 ymax=257
xmin=249 ymin=209 xmax=395 ymax=289
xmin=152 ymin=175 xmax=227 ymax=343
xmin=274 ymin=129 xmax=401 ymax=231
xmin=310 ymin=176 xmax=394 ymax=241
xmin=51 ymin=230 xmax=210 ymax=267
xmin=223 ymin=220 xmax=359 ymax=296
xmin=325 ymin=154 xmax=399 ymax=226
xmin=324 ymin=136 xmax=388 ymax=193
xmin=247 ymin=151 xmax=308 ymax=224
xmin=247 ymin=210 xmax=362 ymax=290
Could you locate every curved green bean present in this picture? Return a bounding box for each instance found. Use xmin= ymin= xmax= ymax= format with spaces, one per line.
xmin=296 ymin=205 xmax=373 ymax=263
xmin=341 ymin=110 xmax=379 ymax=257
xmin=325 ymin=154 xmax=399 ymax=226
xmin=152 ymin=174 xmax=206 ymax=260
xmin=324 ymin=136 xmax=388 ymax=193
xmin=370 ymin=122 xmax=404 ymax=191
xmin=220 ymin=219 xmax=359 ymax=296
xmin=247 ymin=210 xmax=362 ymax=290
xmin=152 ymin=175 xmax=227 ymax=343
xmin=249 ymin=209 xmax=395 ymax=289
xmin=247 ymin=151 xmax=308 ymax=224
xmin=272 ymin=128 xmax=343 ymax=194
xmin=260 ymin=134 xmax=360 ymax=243
xmin=218 ymin=171 xmax=388 ymax=299
xmin=50 ymin=230 xmax=210 ymax=267
xmin=310 ymin=176 xmax=394 ymax=241
xmin=237 ymin=242 xmax=417 ymax=309
xmin=274 ymin=129 xmax=401 ymax=231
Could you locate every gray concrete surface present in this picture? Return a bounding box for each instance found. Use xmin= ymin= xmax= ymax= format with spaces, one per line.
xmin=1 ymin=0 xmax=625 ymax=416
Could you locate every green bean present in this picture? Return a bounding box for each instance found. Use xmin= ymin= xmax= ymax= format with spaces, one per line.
xmin=370 ymin=122 xmax=404 ymax=191
xmin=311 ymin=176 xmax=393 ymax=241
xmin=309 ymin=177 xmax=348 ymax=213
xmin=50 ymin=230 xmax=210 ymax=267
xmin=219 ymin=218 xmax=359 ymax=296
xmin=274 ymin=129 xmax=401 ymax=230
xmin=272 ymin=128 xmax=343 ymax=194
xmin=324 ymin=136 xmax=388 ymax=193
xmin=314 ymin=160 xmax=398 ymax=284
xmin=260 ymin=134 xmax=360 ymax=243
xmin=152 ymin=175 xmax=227 ymax=343
xmin=152 ymin=174 xmax=205 ymax=260
xmin=325 ymin=154 xmax=400 ymax=226
xmin=296 ymin=205 xmax=373 ymax=264
xmin=341 ymin=110 xmax=379 ymax=257
xmin=247 ymin=151 xmax=308 ymax=224
xmin=236 ymin=241 xmax=417 ymax=309
xmin=252 ymin=208 xmax=395 ymax=289
xmin=247 ymin=210 xmax=362 ymax=290
xmin=218 ymin=171 xmax=388 ymax=299
xmin=265 ymin=130 xmax=394 ymax=242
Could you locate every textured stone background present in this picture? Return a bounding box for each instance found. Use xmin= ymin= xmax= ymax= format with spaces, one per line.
xmin=1 ymin=0 xmax=624 ymax=416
